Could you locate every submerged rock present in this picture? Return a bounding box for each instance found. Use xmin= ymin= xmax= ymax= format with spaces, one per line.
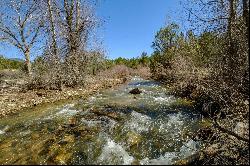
xmin=54 ymin=151 xmax=73 ymax=165
xmin=174 ymin=152 xmax=201 ymax=165
xmin=129 ymin=88 xmax=142 ymax=95
xmin=68 ymin=117 xmax=77 ymax=127
xmin=126 ymin=131 xmax=142 ymax=147
xmin=58 ymin=135 xmax=75 ymax=145
xmin=91 ymin=108 xmax=122 ymax=121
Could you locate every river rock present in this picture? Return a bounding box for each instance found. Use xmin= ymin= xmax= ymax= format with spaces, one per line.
xmin=174 ymin=152 xmax=201 ymax=165
xmin=0 ymin=141 xmax=12 ymax=149
xmin=58 ymin=135 xmax=75 ymax=145
xmin=65 ymin=135 xmax=75 ymax=142
xmin=71 ymin=126 xmax=89 ymax=137
xmin=233 ymin=122 xmax=248 ymax=138
xmin=54 ymin=151 xmax=72 ymax=165
xmin=122 ymin=77 xmax=127 ymax=83
xmin=31 ymin=133 xmax=40 ymax=140
xmin=204 ymin=143 xmax=220 ymax=156
xmin=36 ymin=90 xmax=47 ymax=97
xmin=91 ymin=108 xmax=121 ymax=121
xmin=68 ymin=117 xmax=77 ymax=127
xmin=106 ymin=112 xmax=122 ymax=121
xmin=126 ymin=131 xmax=142 ymax=147
xmin=131 ymin=160 xmax=140 ymax=165
xmin=129 ymin=88 xmax=142 ymax=95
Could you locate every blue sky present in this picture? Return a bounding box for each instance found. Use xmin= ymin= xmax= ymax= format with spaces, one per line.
xmin=96 ymin=0 xmax=186 ymax=59
xmin=0 ymin=0 xmax=188 ymax=60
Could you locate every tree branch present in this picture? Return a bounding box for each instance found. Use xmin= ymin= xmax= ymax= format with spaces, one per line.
xmin=213 ymin=119 xmax=249 ymax=143
xmin=185 ymin=7 xmax=228 ymax=23
xmin=0 ymin=26 xmax=23 ymax=50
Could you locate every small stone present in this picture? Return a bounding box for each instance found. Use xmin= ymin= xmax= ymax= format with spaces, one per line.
xmin=54 ymin=151 xmax=72 ymax=165
xmin=68 ymin=117 xmax=77 ymax=127
xmin=204 ymin=144 xmax=219 ymax=156
xmin=107 ymin=112 xmax=120 ymax=121
xmin=63 ymin=135 xmax=75 ymax=143
xmin=129 ymin=88 xmax=142 ymax=95
xmin=131 ymin=160 xmax=140 ymax=165
xmin=31 ymin=133 xmax=40 ymax=139
xmin=234 ymin=122 xmax=248 ymax=137
xmin=126 ymin=131 xmax=142 ymax=147
xmin=58 ymin=125 xmax=64 ymax=131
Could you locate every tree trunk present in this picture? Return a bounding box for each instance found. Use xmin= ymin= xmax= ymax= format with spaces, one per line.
xmin=47 ymin=0 xmax=58 ymax=57
xmin=75 ymin=0 xmax=80 ymax=30
xmin=228 ymin=0 xmax=236 ymax=42
xmin=243 ymin=0 xmax=249 ymax=41
xmin=24 ymin=49 xmax=31 ymax=75
xmin=226 ymin=0 xmax=237 ymax=82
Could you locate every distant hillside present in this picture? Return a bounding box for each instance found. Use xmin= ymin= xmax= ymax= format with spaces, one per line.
xmin=8 ymin=58 xmax=24 ymax=62
xmin=0 ymin=55 xmax=24 ymax=70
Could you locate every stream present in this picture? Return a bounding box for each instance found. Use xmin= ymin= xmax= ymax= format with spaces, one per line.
xmin=0 ymin=76 xmax=205 ymax=165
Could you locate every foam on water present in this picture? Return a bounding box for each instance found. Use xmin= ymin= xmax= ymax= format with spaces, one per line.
xmin=140 ymin=152 xmax=178 ymax=165
xmin=0 ymin=130 xmax=5 ymax=135
xmin=124 ymin=111 xmax=152 ymax=133
xmin=131 ymin=76 xmax=144 ymax=81
xmin=41 ymin=104 xmax=79 ymax=120
xmin=0 ymin=125 xmax=9 ymax=135
xmin=55 ymin=104 xmax=79 ymax=116
xmin=19 ymin=130 xmax=31 ymax=136
xmin=153 ymin=96 xmax=173 ymax=104
xmin=97 ymin=138 xmax=134 ymax=165
xmin=139 ymin=140 xmax=200 ymax=165
xmin=88 ymin=96 xmax=96 ymax=102
xmin=179 ymin=139 xmax=200 ymax=157
xmin=81 ymin=119 xmax=101 ymax=127
xmin=167 ymin=112 xmax=184 ymax=126
xmin=81 ymin=116 xmax=118 ymax=132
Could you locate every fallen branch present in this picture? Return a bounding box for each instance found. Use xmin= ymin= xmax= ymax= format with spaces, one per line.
xmin=213 ymin=119 xmax=249 ymax=143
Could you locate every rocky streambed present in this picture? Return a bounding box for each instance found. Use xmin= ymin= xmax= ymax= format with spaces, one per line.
xmin=0 ymin=77 xmax=124 ymax=118
xmin=0 ymin=76 xmax=208 ymax=165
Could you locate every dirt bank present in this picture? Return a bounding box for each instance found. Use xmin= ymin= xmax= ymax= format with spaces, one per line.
xmin=0 ymin=76 xmax=127 ymax=118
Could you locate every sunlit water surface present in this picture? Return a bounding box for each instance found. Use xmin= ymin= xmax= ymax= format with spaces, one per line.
xmin=0 ymin=76 xmax=204 ymax=165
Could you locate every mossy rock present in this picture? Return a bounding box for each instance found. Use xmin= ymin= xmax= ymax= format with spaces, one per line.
xmin=126 ymin=131 xmax=142 ymax=147
xmin=54 ymin=151 xmax=73 ymax=165
xmin=174 ymin=152 xmax=201 ymax=165
xmin=170 ymin=98 xmax=195 ymax=107
xmin=199 ymin=119 xmax=212 ymax=128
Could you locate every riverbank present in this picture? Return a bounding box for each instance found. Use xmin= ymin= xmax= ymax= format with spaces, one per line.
xmin=0 ymin=75 xmax=127 ymax=118
xmin=159 ymin=80 xmax=249 ymax=165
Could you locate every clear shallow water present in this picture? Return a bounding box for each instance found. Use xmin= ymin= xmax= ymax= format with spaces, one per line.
xmin=0 ymin=76 xmax=204 ymax=165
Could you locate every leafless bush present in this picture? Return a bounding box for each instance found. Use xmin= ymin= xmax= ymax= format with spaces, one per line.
xmin=130 ymin=65 xmax=151 ymax=79
xmin=98 ymin=65 xmax=131 ymax=79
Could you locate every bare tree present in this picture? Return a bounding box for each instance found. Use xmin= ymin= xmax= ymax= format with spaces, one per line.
xmin=31 ymin=0 xmax=101 ymax=88
xmin=0 ymin=0 xmax=44 ymax=75
xmin=47 ymin=0 xmax=58 ymax=57
xmin=57 ymin=0 xmax=99 ymax=86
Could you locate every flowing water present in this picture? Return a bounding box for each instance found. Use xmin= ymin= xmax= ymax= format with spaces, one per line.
xmin=0 ymin=76 xmax=205 ymax=165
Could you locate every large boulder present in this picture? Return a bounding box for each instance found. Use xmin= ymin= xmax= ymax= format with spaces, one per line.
xmin=129 ymin=88 xmax=142 ymax=95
